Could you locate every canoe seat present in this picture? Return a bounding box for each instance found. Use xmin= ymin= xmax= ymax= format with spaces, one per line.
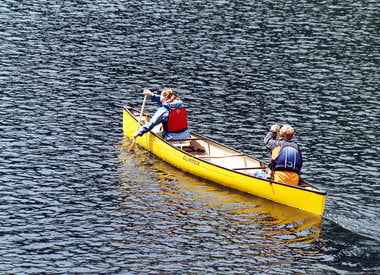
xmin=169 ymin=140 xmax=191 ymax=149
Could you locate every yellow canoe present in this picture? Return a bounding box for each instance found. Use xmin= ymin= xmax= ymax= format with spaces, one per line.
xmin=122 ymin=107 xmax=326 ymax=215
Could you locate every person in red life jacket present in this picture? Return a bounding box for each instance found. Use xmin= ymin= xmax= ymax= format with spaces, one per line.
xmin=264 ymin=124 xmax=302 ymax=186
xmin=133 ymin=88 xmax=190 ymax=140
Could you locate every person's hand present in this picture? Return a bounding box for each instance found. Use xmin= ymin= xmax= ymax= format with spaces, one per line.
xmin=143 ymin=89 xmax=154 ymax=97
xmin=270 ymin=124 xmax=280 ymax=133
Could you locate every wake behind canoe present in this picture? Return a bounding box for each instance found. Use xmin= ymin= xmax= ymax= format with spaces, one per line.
xmin=122 ymin=106 xmax=326 ymax=215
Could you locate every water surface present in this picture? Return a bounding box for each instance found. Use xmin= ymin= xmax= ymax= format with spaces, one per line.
xmin=1 ymin=0 xmax=379 ymax=273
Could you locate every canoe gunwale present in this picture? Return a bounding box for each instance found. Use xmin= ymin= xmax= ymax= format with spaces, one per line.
xmin=123 ymin=106 xmax=327 ymax=196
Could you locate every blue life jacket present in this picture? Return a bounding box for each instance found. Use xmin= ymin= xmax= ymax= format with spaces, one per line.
xmin=271 ymin=143 xmax=302 ymax=174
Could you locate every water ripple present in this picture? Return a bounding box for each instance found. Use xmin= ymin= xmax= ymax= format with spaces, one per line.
xmin=1 ymin=0 xmax=379 ymax=273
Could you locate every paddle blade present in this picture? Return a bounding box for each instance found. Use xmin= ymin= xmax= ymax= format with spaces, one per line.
xmin=129 ymin=94 xmax=147 ymax=153
xmin=128 ymin=140 xmax=137 ymax=152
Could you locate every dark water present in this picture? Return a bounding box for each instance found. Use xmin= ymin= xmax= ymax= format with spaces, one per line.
xmin=1 ymin=0 xmax=379 ymax=273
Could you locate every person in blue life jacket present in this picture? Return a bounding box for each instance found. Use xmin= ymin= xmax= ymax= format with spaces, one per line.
xmin=133 ymin=88 xmax=190 ymax=140
xmin=264 ymin=124 xmax=302 ymax=186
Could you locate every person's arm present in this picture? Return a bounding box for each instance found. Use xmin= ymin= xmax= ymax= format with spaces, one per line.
xmin=143 ymin=89 xmax=161 ymax=105
xmin=151 ymin=95 xmax=161 ymax=105
xmin=264 ymin=125 xmax=280 ymax=150
xmin=134 ymin=107 xmax=166 ymax=137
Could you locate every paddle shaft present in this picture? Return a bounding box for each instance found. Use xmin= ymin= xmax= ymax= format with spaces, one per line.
xmin=129 ymin=94 xmax=148 ymax=152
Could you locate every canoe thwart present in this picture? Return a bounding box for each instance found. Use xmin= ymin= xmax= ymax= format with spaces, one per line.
xmin=168 ymin=138 xmax=208 ymax=142
xmin=233 ymin=166 xmax=268 ymax=170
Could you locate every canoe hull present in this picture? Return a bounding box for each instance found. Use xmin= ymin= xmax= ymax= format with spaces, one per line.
xmin=122 ymin=107 xmax=326 ymax=215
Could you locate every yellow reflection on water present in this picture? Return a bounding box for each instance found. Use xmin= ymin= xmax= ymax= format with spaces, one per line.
xmin=118 ymin=137 xmax=322 ymax=244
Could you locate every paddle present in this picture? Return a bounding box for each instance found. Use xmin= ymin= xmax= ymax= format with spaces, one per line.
xmin=129 ymin=94 xmax=148 ymax=152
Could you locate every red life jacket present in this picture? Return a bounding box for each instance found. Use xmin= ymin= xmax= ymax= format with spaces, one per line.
xmin=164 ymin=108 xmax=188 ymax=133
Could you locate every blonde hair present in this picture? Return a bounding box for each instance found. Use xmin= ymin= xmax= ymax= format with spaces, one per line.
xmin=279 ymin=124 xmax=294 ymax=139
xmin=161 ymin=88 xmax=180 ymax=102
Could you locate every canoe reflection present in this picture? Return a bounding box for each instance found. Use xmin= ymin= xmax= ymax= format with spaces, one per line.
xmin=119 ymin=137 xmax=322 ymax=244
